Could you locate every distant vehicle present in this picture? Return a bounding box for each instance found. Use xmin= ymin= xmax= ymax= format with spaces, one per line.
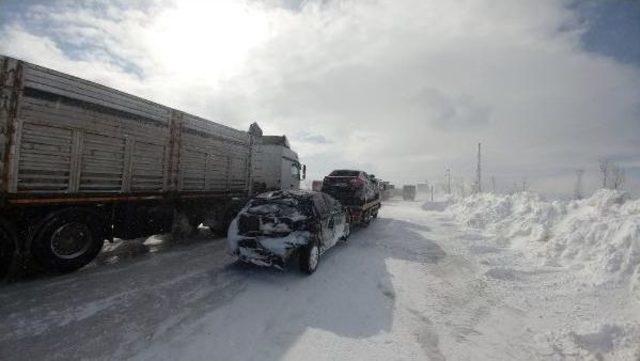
xmin=312 ymin=180 xmax=323 ymax=192
xmin=321 ymin=169 xmax=381 ymax=225
xmin=380 ymin=181 xmax=394 ymax=201
xmin=403 ymin=185 xmax=417 ymax=201
xmin=227 ymin=190 xmax=349 ymax=274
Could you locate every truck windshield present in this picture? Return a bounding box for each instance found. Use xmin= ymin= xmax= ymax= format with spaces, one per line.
xmin=291 ymin=163 xmax=301 ymax=180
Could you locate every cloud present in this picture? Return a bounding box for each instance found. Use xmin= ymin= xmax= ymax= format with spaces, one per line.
xmin=1 ymin=0 xmax=639 ymax=195
xmin=295 ymin=132 xmax=332 ymax=144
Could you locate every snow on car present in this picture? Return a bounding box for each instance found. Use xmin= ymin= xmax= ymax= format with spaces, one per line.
xmin=227 ymin=190 xmax=350 ymax=273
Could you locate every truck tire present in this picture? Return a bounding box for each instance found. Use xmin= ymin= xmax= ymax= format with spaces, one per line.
xmin=31 ymin=210 xmax=106 ymax=274
xmin=210 ymin=209 xmax=236 ymax=236
xmin=171 ymin=210 xmax=198 ymax=240
xmin=0 ymin=220 xmax=17 ymax=281
xmin=299 ymin=239 xmax=320 ymax=274
xmin=188 ymin=215 xmax=202 ymax=231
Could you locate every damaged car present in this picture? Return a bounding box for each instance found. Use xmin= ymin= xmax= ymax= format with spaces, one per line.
xmin=227 ymin=190 xmax=350 ymax=274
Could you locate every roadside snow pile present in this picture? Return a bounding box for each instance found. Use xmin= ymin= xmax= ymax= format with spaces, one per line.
xmin=447 ymin=190 xmax=640 ymax=293
xmin=422 ymin=194 xmax=456 ymax=212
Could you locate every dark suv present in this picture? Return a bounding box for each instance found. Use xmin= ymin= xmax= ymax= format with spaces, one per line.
xmin=321 ymin=170 xmax=379 ymax=206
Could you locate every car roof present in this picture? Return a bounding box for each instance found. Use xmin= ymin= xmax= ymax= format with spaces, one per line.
xmin=254 ymin=189 xmax=320 ymax=201
xmin=329 ymin=169 xmax=363 ymax=175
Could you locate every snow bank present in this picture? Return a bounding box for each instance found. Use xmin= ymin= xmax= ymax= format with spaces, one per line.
xmin=446 ymin=190 xmax=640 ymax=294
xmin=421 ymin=194 xmax=456 ymax=212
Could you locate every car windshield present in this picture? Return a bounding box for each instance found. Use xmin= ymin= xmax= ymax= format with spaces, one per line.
xmin=247 ymin=197 xmax=312 ymax=218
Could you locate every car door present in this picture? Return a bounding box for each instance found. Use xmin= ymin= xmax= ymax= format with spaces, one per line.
xmin=322 ymin=193 xmax=345 ymax=249
xmin=312 ymin=193 xmax=332 ymax=251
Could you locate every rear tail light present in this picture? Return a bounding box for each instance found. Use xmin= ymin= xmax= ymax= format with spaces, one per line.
xmin=350 ymin=178 xmax=364 ymax=187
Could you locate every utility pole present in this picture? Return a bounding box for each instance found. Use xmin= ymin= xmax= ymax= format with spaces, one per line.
xmin=445 ymin=168 xmax=451 ymax=194
xmin=430 ymin=185 xmax=434 ymax=201
xmin=491 ymin=176 xmax=496 ymax=193
xmin=476 ymin=142 xmax=482 ymax=193
xmin=574 ymin=169 xmax=584 ymax=199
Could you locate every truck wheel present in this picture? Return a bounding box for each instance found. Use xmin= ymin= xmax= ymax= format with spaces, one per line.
xmin=31 ymin=210 xmax=105 ymax=274
xmin=189 ymin=216 xmax=202 ymax=231
xmin=210 ymin=209 xmax=236 ymax=236
xmin=171 ymin=210 xmax=197 ymax=240
xmin=0 ymin=221 xmax=17 ymax=281
xmin=299 ymin=240 xmax=320 ymax=274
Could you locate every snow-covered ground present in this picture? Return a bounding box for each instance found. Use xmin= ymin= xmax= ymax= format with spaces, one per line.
xmin=1 ymin=196 xmax=638 ymax=360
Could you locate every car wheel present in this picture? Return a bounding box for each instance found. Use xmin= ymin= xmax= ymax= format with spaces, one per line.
xmin=362 ymin=214 xmax=371 ymax=227
xmin=299 ymin=239 xmax=320 ymax=274
xmin=340 ymin=223 xmax=351 ymax=241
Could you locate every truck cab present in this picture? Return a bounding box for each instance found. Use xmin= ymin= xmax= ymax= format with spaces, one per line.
xmin=249 ymin=124 xmax=306 ymax=193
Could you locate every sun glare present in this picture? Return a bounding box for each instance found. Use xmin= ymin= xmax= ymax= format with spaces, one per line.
xmin=147 ymin=0 xmax=271 ymax=82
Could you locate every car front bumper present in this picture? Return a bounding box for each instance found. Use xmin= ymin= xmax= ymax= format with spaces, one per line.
xmin=235 ymin=243 xmax=292 ymax=270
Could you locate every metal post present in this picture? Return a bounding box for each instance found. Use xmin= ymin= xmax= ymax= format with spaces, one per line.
xmin=476 ymin=142 xmax=482 ymax=193
xmin=445 ymin=168 xmax=451 ymax=194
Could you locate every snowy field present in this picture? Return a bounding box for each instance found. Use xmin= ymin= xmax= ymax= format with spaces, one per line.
xmin=1 ymin=195 xmax=639 ymax=361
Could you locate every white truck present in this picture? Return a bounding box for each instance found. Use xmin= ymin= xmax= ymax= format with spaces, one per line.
xmin=250 ymin=124 xmax=306 ymax=193
xmin=0 ymin=55 xmax=304 ymax=278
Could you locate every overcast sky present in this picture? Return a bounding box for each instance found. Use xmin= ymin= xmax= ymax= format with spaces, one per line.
xmin=1 ymin=0 xmax=639 ymax=196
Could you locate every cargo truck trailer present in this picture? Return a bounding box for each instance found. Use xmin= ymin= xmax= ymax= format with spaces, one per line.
xmin=0 ymin=55 xmax=304 ymax=278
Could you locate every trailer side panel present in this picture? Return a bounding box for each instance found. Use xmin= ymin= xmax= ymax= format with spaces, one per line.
xmin=2 ymin=57 xmax=251 ymax=198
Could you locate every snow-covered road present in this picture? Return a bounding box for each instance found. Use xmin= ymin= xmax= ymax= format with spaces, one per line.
xmin=1 ymin=200 xmax=638 ymax=360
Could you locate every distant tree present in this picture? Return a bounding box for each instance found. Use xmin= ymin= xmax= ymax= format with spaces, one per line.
xmin=511 ymin=182 xmax=518 ymax=194
xmin=445 ymin=168 xmax=452 ymax=194
xmin=611 ymin=164 xmax=625 ymax=190
xmin=599 ymin=159 xmax=610 ymax=188
xmin=452 ymin=176 xmax=467 ymax=197
xmin=574 ymin=169 xmax=584 ymax=199
xmin=599 ymin=159 xmax=625 ymax=190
